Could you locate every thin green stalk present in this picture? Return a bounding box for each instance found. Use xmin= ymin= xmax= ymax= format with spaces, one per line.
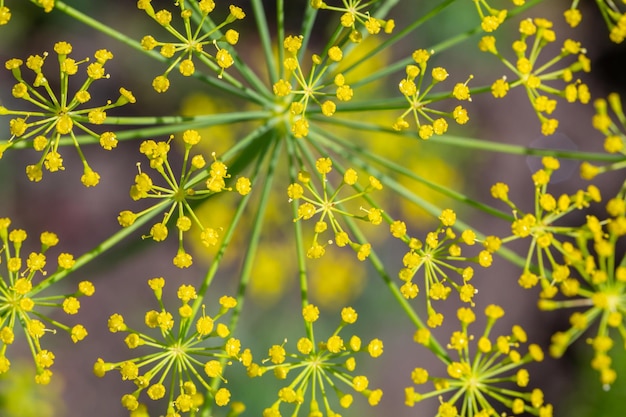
xmin=228 ymin=135 xmax=284 ymax=331
xmin=190 ymin=137 xmax=270 ymax=314
xmin=310 ymin=117 xmax=624 ymax=163
xmin=297 ymin=3 xmax=318 ymax=63
xmin=252 ymin=0 xmax=278 ymax=84
xmin=31 ymin=200 xmax=167 ymax=293
xmin=3 ymin=111 xmax=272 ymax=149
xmin=286 ymin=130 xmax=313 ymax=339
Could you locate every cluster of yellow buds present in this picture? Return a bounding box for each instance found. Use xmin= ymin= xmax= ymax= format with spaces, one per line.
xmin=584 ymin=93 xmax=626 ymax=179
xmin=536 ymin=188 xmax=626 ymax=388
xmin=393 ymin=49 xmax=470 ymax=136
xmin=250 ymin=305 xmax=383 ymax=417
xmin=480 ymin=18 xmax=591 ymax=135
xmin=310 ymin=0 xmax=394 ymax=43
xmin=0 ymin=42 xmax=135 ymax=185
xmin=0 ymin=218 xmax=93 ymax=384
xmin=289 ymin=157 xmax=383 ymax=260
xmin=117 ymin=130 xmax=252 ymax=268
xmin=393 ymin=209 xmax=500 ymax=327
xmin=272 ymin=35 xmax=354 ymax=138
xmin=491 ymin=157 xmax=602 ymax=296
xmin=137 ymin=0 xmax=245 ymax=92
xmin=406 ymin=304 xmax=552 ymax=417
xmin=95 ymin=278 xmax=242 ymax=415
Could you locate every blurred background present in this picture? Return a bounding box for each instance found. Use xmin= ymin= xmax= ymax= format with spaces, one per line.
xmin=1 ymin=1 xmax=625 ymax=416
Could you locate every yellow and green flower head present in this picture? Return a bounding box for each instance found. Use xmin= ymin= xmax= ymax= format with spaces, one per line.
xmin=537 ymin=187 xmax=626 ymax=389
xmin=393 ymin=208 xmax=499 ymax=326
xmin=117 ymin=129 xmax=251 ymax=269
xmin=290 ymin=157 xmax=383 ymax=260
xmin=584 ymin=93 xmax=626 ymax=178
xmin=479 ymin=18 xmax=590 ymax=135
xmin=0 ymin=218 xmax=93 ymax=384
xmin=95 ymin=277 xmax=242 ymax=415
xmin=310 ymin=0 xmax=395 ymax=42
xmin=1 ymin=42 xmax=135 ymax=186
xmin=137 ymin=0 xmax=245 ymax=91
xmin=272 ymin=37 xmax=356 ymax=139
xmin=406 ymin=305 xmax=552 ymax=417
xmin=491 ymin=157 xmax=602 ymax=296
xmin=393 ymin=49 xmax=472 ymax=136
xmin=252 ymin=304 xmax=383 ymax=417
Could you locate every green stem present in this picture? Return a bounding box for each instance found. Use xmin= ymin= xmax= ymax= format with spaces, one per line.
xmin=2 ymin=111 xmax=272 ymax=149
xmin=286 ymin=133 xmax=312 ymax=339
xmin=251 ymin=0 xmax=278 ymax=85
xmin=310 ymin=117 xmax=623 ymax=162
xmin=228 ymin=134 xmax=284 ymax=331
xmin=31 ymin=202 xmax=164 ymax=294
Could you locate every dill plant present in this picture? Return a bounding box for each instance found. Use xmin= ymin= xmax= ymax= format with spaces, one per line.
xmin=0 ymin=1 xmax=625 ymax=416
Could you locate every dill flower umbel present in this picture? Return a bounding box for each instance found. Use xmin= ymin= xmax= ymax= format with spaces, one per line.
xmin=406 ymin=305 xmax=552 ymax=417
xmin=536 ymin=188 xmax=626 ymax=389
xmin=0 ymin=42 xmax=135 ymax=185
xmin=249 ymin=304 xmax=383 ymax=417
xmin=479 ymin=18 xmax=590 ymax=135
xmin=95 ymin=278 xmax=243 ymax=415
xmin=394 ymin=209 xmax=499 ymax=326
xmin=393 ymin=49 xmax=471 ymax=135
xmin=0 ymin=218 xmax=93 ymax=384
xmin=290 ymin=157 xmax=383 ymax=260
xmin=118 ymin=130 xmax=251 ymax=268
xmin=137 ymin=0 xmax=245 ymax=91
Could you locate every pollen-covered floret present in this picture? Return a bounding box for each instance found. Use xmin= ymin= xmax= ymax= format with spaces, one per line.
xmin=0 ymin=219 xmax=92 ymax=383
xmin=138 ymin=0 xmax=244 ymax=90
xmin=120 ymin=133 xmax=251 ymax=268
xmin=96 ymin=278 xmax=241 ymax=414
xmin=290 ymin=157 xmax=384 ymax=260
xmin=393 ymin=50 xmax=471 ymax=134
xmin=255 ymin=305 xmax=383 ymax=416
xmin=1 ymin=44 xmax=134 ymax=184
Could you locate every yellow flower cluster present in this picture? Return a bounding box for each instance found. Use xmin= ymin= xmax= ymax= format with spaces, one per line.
xmin=535 ymin=189 xmax=626 ymax=388
xmin=0 ymin=218 xmax=93 ymax=384
xmin=117 ymin=130 xmax=251 ymax=268
xmin=480 ymin=18 xmax=590 ymax=135
xmin=492 ymin=157 xmax=602 ymax=295
xmin=95 ymin=278 xmax=241 ymax=415
xmin=252 ymin=305 xmax=383 ymax=417
xmin=393 ymin=49 xmax=470 ymax=137
xmin=564 ymin=1 xmax=626 ymax=43
xmin=310 ymin=0 xmax=394 ymax=43
xmin=393 ymin=209 xmax=500 ymax=327
xmin=583 ymin=93 xmax=626 ymax=178
xmin=406 ymin=304 xmax=552 ymax=417
xmin=272 ymin=35 xmax=355 ymax=138
xmin=137 ymin=0 xmax=244 ymax=91
xmin=289 ymin=157 xmax=383 ymax=260
xmin=0 ymin=43 xmax=135 ymax=185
